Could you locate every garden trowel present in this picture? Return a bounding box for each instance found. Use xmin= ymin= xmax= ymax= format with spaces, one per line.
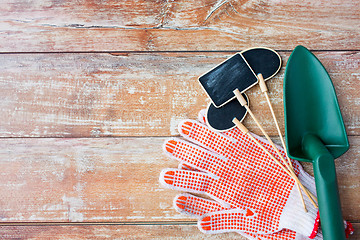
xmin=284 ymin=45 xmax=349 ymax=240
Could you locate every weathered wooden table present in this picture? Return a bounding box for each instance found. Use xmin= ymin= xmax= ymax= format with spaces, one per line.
xmin=0 ymin=1 xmax=359 ymax=239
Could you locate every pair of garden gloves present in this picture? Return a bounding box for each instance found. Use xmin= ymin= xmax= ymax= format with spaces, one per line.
xmin=159 ymin=110 xmax=353 ymax=240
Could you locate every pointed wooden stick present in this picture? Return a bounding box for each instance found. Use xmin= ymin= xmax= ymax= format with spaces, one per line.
xmin=257 ymin=74 xmax=317 ymax=203
xmin=233 ymin=88 xmax=295 ymax=175
xmin=233 ymin=89 xmax=317 ymax=208
xmin=258 ymin=74 xmax=293 ymax=168
xmin=257 ymin=73 xmax=308 ymax=211
xmin=233 ymin=119 xmax=318 ymax=209
xmin=233 ymin=91 xmax=318 ymax=207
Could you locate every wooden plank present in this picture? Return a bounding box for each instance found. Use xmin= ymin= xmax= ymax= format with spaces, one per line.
xmin=0 ymin=51 xmax=358 ymax=137
xmin=0 ymin=137 xmax=358 ymax=223
xmin=0 ymin=137 xmax=180 ymax=222
xmin=0 ymin=224 xmax=359 ymax=240
xmin=0 ymin=224 xmax=246 ymax=239
xmin=0 ymin=0 xmax=359 ymax=51
xmin=0 ymin=223 xmax=358 ymax=239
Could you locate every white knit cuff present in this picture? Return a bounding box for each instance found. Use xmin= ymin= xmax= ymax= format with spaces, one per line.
xmin=279 ymin=183 xmax=319 ymax=237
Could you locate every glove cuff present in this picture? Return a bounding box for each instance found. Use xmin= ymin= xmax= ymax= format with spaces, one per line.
xmin=280 ymin=182 xmax=319 ymax=238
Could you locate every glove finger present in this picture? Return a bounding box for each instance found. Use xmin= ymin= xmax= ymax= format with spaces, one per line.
xmin=174 ymin=194 xmax=308 ymax=240
xmin=198 ymin=209 xmax=280 ymax=235
xmin=178 ymin=119 xmax=239 ymax=161
xmin=255 ymin=230 xmax=300 ymax=240
xmin=173 ymin=193 xmax=288 ymax=240
xmin=198 ymin=109 xmax=207 ymax=124
xmin=159 ymin=168 xmax=211 ymax=194
xmin=199 ymin=213 xmax=313 ymax=239
xmin=174 ymin=193 xmax=226 ymax=217
xmin=163 ymin=138 xmax=225 ymax=177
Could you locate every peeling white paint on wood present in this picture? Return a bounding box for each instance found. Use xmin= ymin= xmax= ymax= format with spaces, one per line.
xmin=0 ymin=137 xmax=358 ymax=223
xmin=0 ymin=0 xmax=359 ymax=238
xmin=0 ymin=0 xmax=358 ymax=51
xmin=0 ymin=52 xmax=358 ymax=137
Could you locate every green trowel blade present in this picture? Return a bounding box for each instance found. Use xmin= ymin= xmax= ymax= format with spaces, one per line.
xmin=284 ymin=45 xmax=349 ymax=162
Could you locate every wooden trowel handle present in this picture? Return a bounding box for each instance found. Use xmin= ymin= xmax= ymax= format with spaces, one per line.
xmin=303 ymin=134 xmax=346 ymax=240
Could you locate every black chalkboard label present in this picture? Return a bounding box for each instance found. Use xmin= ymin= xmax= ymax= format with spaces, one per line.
xmin=206 ymin=94 xmax=249 ymax=131
xmin=242 ymin=48 xmax=281 ymax=80
xmin=199 ymin=53 xmax=258 ymax=107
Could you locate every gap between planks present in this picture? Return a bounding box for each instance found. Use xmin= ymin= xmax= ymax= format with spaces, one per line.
xmin=0 ymin=50 xmax=358 ymax=54
xmin=0 ymin=221 xmax=197 ymax=226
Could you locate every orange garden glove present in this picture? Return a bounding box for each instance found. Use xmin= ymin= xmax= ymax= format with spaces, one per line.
xmin=175 ymin=166 xmax=304 ymax=240
xmin=159 ymin=110 xmax=322 ymax=238
xmin=174 ymin=192 xmax=321 ymax=240
xmin=174 ymin=159 xmax=323 ymax=240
